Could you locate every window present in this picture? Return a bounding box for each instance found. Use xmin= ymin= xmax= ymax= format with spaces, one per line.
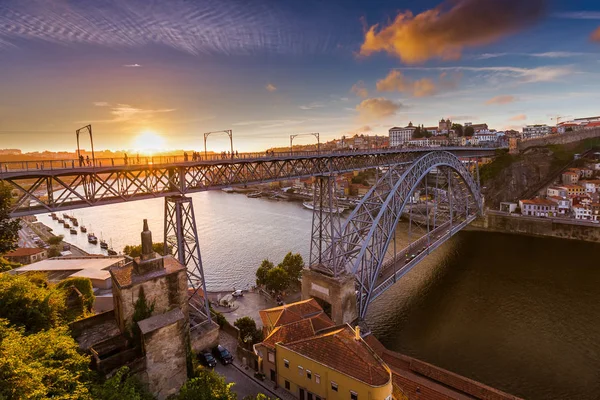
xmin=331 ymin=382 xmax=338 ymax=392
xmin=285 ymin=380 xmax=290 ymax=390
xmin=284 ymin=359 xmax=289 ymax=368
xmin=298 ymin=366 xmax=304 ymax=376
xmin=350 ymin=391 xmax=358 ymax=400
xmin=315 ymin=374 xmax=320 ymax=384
xmin=267 ymin=352 xmax=275 ymax=363
xmin=306 ymin=370 xmax=311 ymax=380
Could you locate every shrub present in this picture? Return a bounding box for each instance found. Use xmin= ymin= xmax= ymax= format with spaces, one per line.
xmin=56 ymin=277 xmax=95 ymax=313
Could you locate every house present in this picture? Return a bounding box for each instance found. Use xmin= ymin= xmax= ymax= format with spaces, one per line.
xmin=547 ymin=186 xmax=568 ymax=198
xmin=548 ymin=196 xmax=571 ymax=214
xmin=389 ymin=123 xmax=417 ymax=147
xmin=523 ymin=124 xmax=551 ymax=138
xmin=3 ymin=247 xmax=47 ymax=265
xmin=562 ymin=184 xmax=586 ymax=197
xmin=255 ymin=300 xmax=393 ymax=400
xmin=474 ymin=132 xmax=497 ymax=144
xmin=561 ymin=171 xmax=579 ymax=185
xmin=573 ymin=205 xmax=592 ymax=220
xmin=519 ymin=198 xmax=557 ymax=217
xmin=591 ymin=203 xmax=600 ymax=221
xmin=580 ymin=180 xmax=600 ymax=193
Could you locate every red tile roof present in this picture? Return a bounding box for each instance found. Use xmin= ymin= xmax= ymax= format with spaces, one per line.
xmin=259 ymin=298 xmax=323 ymax=329
xmin=282 ymin=325 xmax=391 ymax=387
xmin=4 ymin=247 xmax=45 ymax=257
xmin=262 ymin=314 xmax=335 ymax=350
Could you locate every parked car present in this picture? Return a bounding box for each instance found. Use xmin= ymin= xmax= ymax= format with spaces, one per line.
xmin=231 ymin=289 xmax=244 ymax=297
xmin=212 ymin=345 xmax=234 ymax=365
xmin=199 ymin=352 xmax=217 ymax=368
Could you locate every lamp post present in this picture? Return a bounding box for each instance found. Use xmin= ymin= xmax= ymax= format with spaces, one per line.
xmin=76 ymin=125 xmax=95 ymax=167
xmin=290 ymin=132 xmax=320 ymax=154
xmin=203 ymin=129 xmax=233 ymax=159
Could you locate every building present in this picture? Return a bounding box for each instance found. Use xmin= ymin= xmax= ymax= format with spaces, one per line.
xmin=465 ymin=123 xmax=489 ymax=132
xmin=438 ymin=118 xmax=452 ymax=133
xmin=389 ymin=123 xmax=417 ymax=147
xmin=423 ymin=126 xmax=439 ymax=135
xmin=580 ymin=180 xmax=600 ymax=193
xmin=562 ymin=184 xmax=586 ymax=197
xmin=522 ymin=124 xmax=551 ymax=138
xmin=547 ymin=186 xmax=568 ymax=198
xmin=3 ymin=247 xmax=47 ymax=265
xmin=592 ymin=203 xmax=600 ymax=221
xmin=573 ymin=205 xmax=592 ymax=220
xmin=548 ymin=196 xmax=571 ymax=214
xmin=256 ymin=300 xmax=393 ymax=400
xmin=519 ymin=198 xmax=557 ymax=217
xmin=562 ymin=171 xmax=580 ymax=185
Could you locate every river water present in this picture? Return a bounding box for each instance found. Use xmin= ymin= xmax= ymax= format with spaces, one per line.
xmin=36 ymin=192 xmax=600 ymax=399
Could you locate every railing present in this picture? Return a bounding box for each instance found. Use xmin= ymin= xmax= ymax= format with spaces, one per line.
xmin=0 ymin=146 xmax=497 ymax=174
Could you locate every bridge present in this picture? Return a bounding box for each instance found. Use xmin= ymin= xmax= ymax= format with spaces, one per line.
xmin=1 ymin=147 xmax=490 ymax=327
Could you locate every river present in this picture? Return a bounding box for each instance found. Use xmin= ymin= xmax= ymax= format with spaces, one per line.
xmin=36 ymin=191 xmax=600 ymax=399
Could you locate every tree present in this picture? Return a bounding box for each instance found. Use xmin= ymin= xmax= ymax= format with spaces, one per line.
xmin=464 ymin=126 xmax=475 ymax=137
xmin=47 ymin=235 xmax=64 ymax=246
xmin=255 ymin=259 xmax=274 ymax=286
xmin=91 ymin=366 xmax=153 ymax=400
xmin=0 ymin=256 xmax=19 ymax=272
xmin=451 ymin=123 xmax=464 ymax=137
xmin=278 ymin=252 xmax=304 ymax=284
xmin=265 ymin=267 xmax=289 ymax=293
xmin=122 ymin=242 xmax=171 ymax=257
xmin=234 ymin=316 xmax=263 ymax=346
xmin=0 ymin=319 xmax=93 ymax=399
xmin=176 ymin=367 xmax=237 ymax=400
xmin=56 ymin=277 xmax=95 ymax=313
xmin=0 ymin=182 xmax=20 ymax=255
xmin=243 ymin=395 xmax=277 ymax=400
xmin=412 ymin=126 xmax=422 ymax=138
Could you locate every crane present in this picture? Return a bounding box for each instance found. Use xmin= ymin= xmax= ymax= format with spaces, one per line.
xmin=551 ymin=115 xmax=572 ymax=126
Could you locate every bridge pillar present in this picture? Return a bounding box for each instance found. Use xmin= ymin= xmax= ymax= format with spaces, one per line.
xmin=301 ymin=269 xmax=357 ymax=325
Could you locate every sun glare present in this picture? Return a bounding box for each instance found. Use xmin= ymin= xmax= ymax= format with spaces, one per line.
xmin=132 ymin=130 xmax=165 ymax=154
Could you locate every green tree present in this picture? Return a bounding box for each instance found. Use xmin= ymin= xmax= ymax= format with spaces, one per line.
xmin=47 ymin=245 xmax=62 ymax=258
xmin=234 ymin=316 xmax=263 ymax=346
xmin=123 ymin=242 xmax=171 ymax=257
xmin=255 ymin=259 xmax=274 ymax=286
xmin=0 ymin=256 xmax=20 ymax=272
xmin=265 ymin=267 xmax=289 ymax=293
xmin=278 ymin=252 xmax=304 ymax=284
xmin=47 ymin=235 xmax=64 ymax=246
xmin=412 ymin=126 xmax=422 ymax=138
xmin=0 ymin=319 xmax=93 ymax=399
xmin=451 ymin=123 xmax=464 ymax=137
xmin=0 ymin=273 xmax=66 ymax=333
xmin=242 ymin=395 xmax=277 ymax=400
xmin=91 ymin=366 xmax=153 ymax=400
xmin=0 ymin=182 xmax=20 ymax=255
xmin=56 ymin=277 xmax=96 ymax=313
xmin=464 ymin=126 xmax=475 ymax=137
xmin=176 ymin=367 xmax=237 ymax=400
xmin=132 ymin=287 xmax=155 ymax=344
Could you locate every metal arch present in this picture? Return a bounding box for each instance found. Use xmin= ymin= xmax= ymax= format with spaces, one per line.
xmin=330 ymin=151 xmax=482 ymax=319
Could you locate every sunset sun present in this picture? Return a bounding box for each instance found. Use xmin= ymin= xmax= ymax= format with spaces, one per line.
xmin=132 ymin=130 xmax=165 ymax=154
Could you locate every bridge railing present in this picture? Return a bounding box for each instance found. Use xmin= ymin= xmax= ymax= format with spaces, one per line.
xmin=0 ymin=146 xmax=497 ymax=174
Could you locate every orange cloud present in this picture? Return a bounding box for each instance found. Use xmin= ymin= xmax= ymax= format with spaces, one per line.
xmin=359 ymin=0 xmax=545 ymax=64
xmin=510 ymin=114 xmax=527 ymax=121
xmin=485 ymin=95 xmax=516 ymax=105
xmin=376 ymin=70 xmax=460 ymax=97
xmin=266 ymin=83 xmax=277 ymax=92
xmin=592 ymin=27 xmax=600 ymax=42
xmin=351 ymin=81 xmax=369 ymax=98
xmin=355 ymin=98 xmax=402 ymax=121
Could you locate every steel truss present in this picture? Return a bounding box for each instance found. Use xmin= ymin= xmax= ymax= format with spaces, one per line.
xmin=164 ymin=196 xmax=212 ymax=328
xmin=314 ymin=151 xmax=482 ymax=320
xmin=2 ymin=148 xmax=493 ymax=217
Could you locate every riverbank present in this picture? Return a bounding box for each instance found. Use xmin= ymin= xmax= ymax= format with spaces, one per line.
xmin=469 ymin=210 xmax=600 ymax=243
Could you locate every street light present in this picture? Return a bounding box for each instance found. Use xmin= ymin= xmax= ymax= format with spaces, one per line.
xmin=290 ymin=132 xmax=320 ymax=154
xmin=203 ymin=129 xmax=233 ymax=159
xmin=76 ymin=125 xmax=95 ymax=167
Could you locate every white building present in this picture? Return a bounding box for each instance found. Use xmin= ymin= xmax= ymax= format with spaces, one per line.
xmin=389 ymin=123 xmax=417 ymax=147
xmin=573 ymin=205 xmax=592 ymax=220
xmin=547 ymin=186 xmax=568 ymax=198
xmin=519 ymin=198 xmax=557 ymax=217
xmin=548 ymin=196 xmax=571 ymax=214
xmin=580 ymin=180 xmax=600 ymax=193
xmin=522 ymin=125 xmax=551 ymax=138
xmin=474 ymin=132 xmax=497 ymax=144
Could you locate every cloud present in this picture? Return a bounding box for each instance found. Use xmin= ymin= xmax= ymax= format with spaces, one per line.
xmin=485 ymin=95 xmax=516 ymax=105
xmin=299 ymin=102 xmax=325 ymax=110
xmin=556 ymin=11 xmax=600 ymax=20
xmin=355 ymin=98 xmax=402 ymax=121
xmin=232 ymin=119 xmax=304 ymax=128
xmin=80 ymin=103 xmax=175 ymax=124
xmin=376 ymin=70 xmax=460 ymax=97
xmin=266 ymin=83 xmax=277 ymax=92
xmin=402 ymin=65 xmax=572 ymax=84
xmin=449 ymin=115 xmax=477 ymax=121
xmin=592 ymin=27 xmax=600 ymax=42
xmin=93 ymin=102 xmax=109 ymax=107
xmin=357 ymin=125 xmax=372 ymax=132
xmin=123 ymin=63 xmax=141 ymax=68
xmin=510 ymin=114 xmax=527 ymax=121
xmin=359 ymin=0 xmax=545 ymax=64
xmin=351 ymin=81 xmax=369 ymax=98
xmin=475 ymin=51 xmax=589 ymax=59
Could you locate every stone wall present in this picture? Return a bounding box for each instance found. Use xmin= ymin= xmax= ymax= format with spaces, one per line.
xmin=190 ymin=320 xmax=220 ymax=353
xmin=518 ymin=128 xmax=600 ymax=152
xmin=478 ymin=212 xmax=600 ymax=242
xmin=301 ymin=269 xmax=357 ymax=325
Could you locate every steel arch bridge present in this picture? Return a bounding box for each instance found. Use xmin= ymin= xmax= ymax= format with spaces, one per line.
xmin=309 ymin=151 xmax=483 ymax=320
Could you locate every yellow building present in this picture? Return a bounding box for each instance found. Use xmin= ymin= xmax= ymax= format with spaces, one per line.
xmin=256 ymin=300 xmax=393 ymax=400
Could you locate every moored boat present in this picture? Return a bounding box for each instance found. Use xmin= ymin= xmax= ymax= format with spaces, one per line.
xmin=302 ymin=201 xmax=346 ymax=213
xmin=87 ymin=233 xmax=98 ymax=245
xmin=70 ymin=228 xmax=77 ymax=234
xmin=246 ymin=191 xmax=262 ymax=198
xmin=221 ymin=187 xmax=234 ymax=193
xmin=80 ymin=225 xmax=87 ymax=233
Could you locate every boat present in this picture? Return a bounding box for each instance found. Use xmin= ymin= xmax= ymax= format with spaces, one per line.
xmin=50 ymin=213 xmax=57 ymax=220
xmin=58 ymin=218 xmax=64 ymax=223
xmin=221 ymin=187 xmax=234 ymax=193
xmin=107 ymin=239 xmax=117 ymax=255
xmin=63 ymin=222 xmax=70 ymax=228
xmin=71 ymin=218 xmax=79 ymax=227
xmin=62 ymin=213 xmax=69 ymax=219
xmin=87 ymin=233 xmax=98 ymax=245
xmin=302 ymin=201 xmax=346 ymax=213
xmin=80 ymin=225 xmax=87 ymax=233
xmin=70 ymin=228 xmax=77 ymax=234
xmin=246 ymin=191 xmax=262 ymax=198
xmin=99 ymin=232 xmax=108 ymax=249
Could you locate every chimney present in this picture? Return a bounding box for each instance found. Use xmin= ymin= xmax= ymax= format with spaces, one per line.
xmin=140 ymin=219 xmax=153 ymax=261
xmin=133 ymin=219 xmax=164 ymax=274
xmin=355 ymin=325 xmax=360 ymax=340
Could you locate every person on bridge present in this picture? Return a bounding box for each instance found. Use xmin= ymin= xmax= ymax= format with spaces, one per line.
xmin=124 ymin=153 xmax=128 ymax=165
xmin=79 ymin=155 xmax=84 ymax=167
xmin=86 ymin=156 xmax=90 ymax=166
xmin=184 ymin=152 xmax=188 ymax=162
xmin=235 ymin=150 xmax=238 ymax=158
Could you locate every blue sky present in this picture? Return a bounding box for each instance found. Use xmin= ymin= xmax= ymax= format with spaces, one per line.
xmin=1 ymin=0 xmax=600 ymax=152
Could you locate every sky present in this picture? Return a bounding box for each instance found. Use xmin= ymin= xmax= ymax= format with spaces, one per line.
xmin=1 ymin=0 xmax=600 ymax=153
